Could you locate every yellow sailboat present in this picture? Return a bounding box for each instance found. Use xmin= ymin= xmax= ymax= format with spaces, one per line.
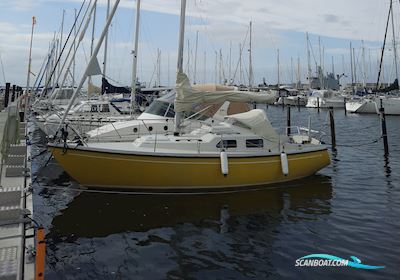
xmin=49 ymin=94 xmax=330 ymax=190
xmin=48 ymin=0 xmax=330 ymax=191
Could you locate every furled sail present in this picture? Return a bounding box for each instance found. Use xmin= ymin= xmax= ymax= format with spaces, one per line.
xmin=174 ymin=72 xmax=276 ymax=113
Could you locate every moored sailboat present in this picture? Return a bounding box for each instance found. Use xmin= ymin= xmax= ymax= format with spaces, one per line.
xmin=49 ymin=0 xmax=330 ymax=191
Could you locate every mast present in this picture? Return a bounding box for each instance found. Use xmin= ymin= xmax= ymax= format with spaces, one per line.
xmin=130 ymin=0 xmax=141 ymax=115
xmin=390 ymin=0 xmax=399 ymax=83
xmin=318 ymin=36 xmax=322 ymax=69
xmin=318 ymin=36 xmax=323 ymax=89
xmin=52 ymin=33 xmax=57 ymax=88
xmin=214 ymin=51 xmax=217 ymax=84
xmin=168 ymin=52 xmax=170 ymax=86
xmin=277 ymin=49 xmax=280 ymax=87
xmin=25 ymin=16 xmax=36 ymax=118
xmin=306 ymin=32 xmax=312 ymax=88
xmin=73 ymin=8 xmax=77 ymax=87
xmin=59 ymin=10 xmax=65 ymax=79
xmin=376 ymin=2 xmax=391 ymax=90
xmin=203 ymin=51 xmax=206 ymax=83
xmin=248 ymin=21 xmax=254 ymax=87
xmin=60 ymin=0 xmax=120 ymax=127
xmin=290 ymin=56 xmax=294 ymax=86
xmin=186 ymin=40 xmax=190 ymax=79
xmin=362 ymin=40 xmax=366 ymax=87
xmin=50 ymin=0 xmax=96 ymax=100
xmin=341 ymin=54 xmax=345 ymax=77
xmin=239 ymin=43 xmax=243 ymax=85
xmin=353 ymin=48 xmax=357 ymax=90
xmin=369 ymin=48 xmax=372 ymax=82
xmin=228 ymin=41 xmax=232 ymax=85
xmin=193 ymin=30 xmax=198 ymax=84
xmin=87 ymin=1 xmax=97 ymax=97
xmin=103 ymin=0 xmax=110 ymax=79
xmin=45 ymin=42 xmax=50 ymax=87
xmin=173 ymin=0 xmax=187 ymax=135
xmin=157 ymin=49 xmax=161 ymax=86
xmin=331 ymin=56 xmax=335 ymax=76
xmin=219 ymin=49 xmax=224 ymax=84
xmin=350 ymin=42 xmax=354 ymax=93
xmin=297 ymin=56 xmax=301 ymax=89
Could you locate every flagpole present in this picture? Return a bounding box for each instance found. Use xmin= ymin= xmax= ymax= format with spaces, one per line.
xmin=25 ymin=16 xmax=36 ymax=121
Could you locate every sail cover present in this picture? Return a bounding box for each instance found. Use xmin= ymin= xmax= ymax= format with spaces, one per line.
xmin=101 ymin=78 xmax=131 ymax=94
xmin=174 ymin=72 xmax=276 ymax=112
xmin=227 ymin=109 xmax=280 ymax=143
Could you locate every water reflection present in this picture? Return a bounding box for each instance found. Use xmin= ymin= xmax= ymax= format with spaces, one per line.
xmin=383 ymin=155 xmax=391 ymax=179
xmin=48 ymin=175 xmax=333 ymax=240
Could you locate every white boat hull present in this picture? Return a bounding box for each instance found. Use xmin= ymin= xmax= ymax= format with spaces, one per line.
xmin=345 ymin=99 xmax=376 ymax=114
xmin=306 ymin=96 xmax=345 ymax=108
xmin=376 ymin=97 xmax=400 ymax=115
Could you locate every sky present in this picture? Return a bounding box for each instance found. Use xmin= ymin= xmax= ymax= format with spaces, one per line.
xmin=0 ymin=0 xmax=399 ymax=89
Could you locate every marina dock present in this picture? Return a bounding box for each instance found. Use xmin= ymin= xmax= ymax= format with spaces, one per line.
xmin=1 ymin=0 xmax=400 ymax=278
xmin=0 ymin=101 xmax=35 ymax=280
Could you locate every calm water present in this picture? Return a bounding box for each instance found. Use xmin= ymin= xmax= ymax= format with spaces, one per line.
xmin=31 ymin=106 xmax=400 ymax=279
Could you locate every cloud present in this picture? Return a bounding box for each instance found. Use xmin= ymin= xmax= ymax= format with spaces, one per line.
xmin=0 ymin=0 xmax=396 ymax=86
xmin=323 ymin=14 xmax=339 ymax=23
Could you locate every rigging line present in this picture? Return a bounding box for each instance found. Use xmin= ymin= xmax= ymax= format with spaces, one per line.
xmin=82 ymin=43 xmax=89 ymax=65
xmin=33 ymin=183 xmax=284 ymax=196
xmin=32 ymin=52 xmax=48 ymax=89
xmin=231 ymin=27 xmax=250 ymax=82
xmin=44 ymin=0 xmax=87 ymax=90
xmin=35 ymin=43 xmax=57 ymax=92
xmin=192 ymin=1 xmax=219 ymax=54
xmin=376 ymin=1 xmax=392 ymax=90
xmin=140 ymin=12 xmax=159 ymax=81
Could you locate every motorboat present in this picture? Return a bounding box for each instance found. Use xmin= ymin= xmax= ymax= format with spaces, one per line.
xmin=345 ymin=97 xmax=377 ymax=114
xmin=306 ymin=90 xmax=345 ymax=108
xmin=346 ymin=96 xmax=400 ymax=115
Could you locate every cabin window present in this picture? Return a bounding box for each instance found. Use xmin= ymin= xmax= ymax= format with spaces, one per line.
xmin=91 ymin=105 xmax=98 ymax=112
xmin=216 ymin=140 xmax=237 ymax=149
xmin=165 ymin=104 xmax=175 ymax=118
xmin=145 ymin=100 xmax=169 ymax=116
xmin=101 ymin=104 xmax=110 ymax=112
xmin=246 ymin=139 xmax=264 ymax=148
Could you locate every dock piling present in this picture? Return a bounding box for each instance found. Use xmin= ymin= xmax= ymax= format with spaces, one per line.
xmin=329 ymin=107 xmax=336 ymax=151
xmin=11 ymin=85 xmax=16 ymax=102
xmin=298 ymin=96 xmax=301 ymax=111
xmin=4 ymin=83 xmax=10 ymax=108
xmin=317 ymin=97 xmax=320 ymax=113
xmin=287 ymin=105 xmax=291 ymax=135
xmin=379 ymin=99 xmax=389 ymax=155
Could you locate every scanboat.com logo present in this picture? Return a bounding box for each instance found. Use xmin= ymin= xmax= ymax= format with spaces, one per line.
xmin=295 ymin=254 xmax=385 ymax=270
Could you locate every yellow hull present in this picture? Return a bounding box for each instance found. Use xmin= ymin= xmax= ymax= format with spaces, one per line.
xmin=50 ymin=147 xmax=330 ymax=190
